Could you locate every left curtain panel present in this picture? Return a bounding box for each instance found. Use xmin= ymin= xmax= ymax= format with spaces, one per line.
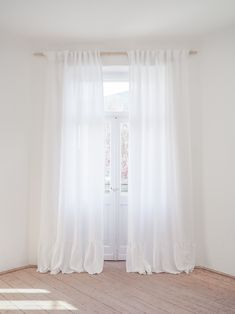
xmin=38 ymin=51 xmax=105 ymax=274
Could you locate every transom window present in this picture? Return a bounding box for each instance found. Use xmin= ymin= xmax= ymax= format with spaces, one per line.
xmin=103 ymin=81 xmax=129 ymax=112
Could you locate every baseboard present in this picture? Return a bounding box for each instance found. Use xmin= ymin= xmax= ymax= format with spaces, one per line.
xmin=0 ymin=265 xmax=37 ymax=276
xmin=195 ymin=265 xmax=235 ymax=280
xmin=1 ymin=264 xmax=234 ymax=279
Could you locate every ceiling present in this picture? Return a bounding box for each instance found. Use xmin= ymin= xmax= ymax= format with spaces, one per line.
xmin=0 ymin=0 xmax=235 ymax=43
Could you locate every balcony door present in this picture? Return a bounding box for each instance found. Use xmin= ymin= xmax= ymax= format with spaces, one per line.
xmin=103 ymin=66 xmax=129 ymax=260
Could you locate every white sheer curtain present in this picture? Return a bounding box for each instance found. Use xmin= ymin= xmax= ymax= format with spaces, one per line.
xmin=38 ymin=51 xmax=104 ymax=274
xmin=127 ymin=50 xmax=195 ymax=274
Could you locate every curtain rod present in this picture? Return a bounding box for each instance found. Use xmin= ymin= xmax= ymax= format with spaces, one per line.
xmin=33 ymin=50 xmax=198 ymax=58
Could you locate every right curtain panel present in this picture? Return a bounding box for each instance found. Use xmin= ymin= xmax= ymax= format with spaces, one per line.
xmin=127 ymin=50 xmax=195 ymax=274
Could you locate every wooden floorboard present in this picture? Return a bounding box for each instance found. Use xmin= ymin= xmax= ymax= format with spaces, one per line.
xmin=0 ymin=261 xmax=234 ymax=313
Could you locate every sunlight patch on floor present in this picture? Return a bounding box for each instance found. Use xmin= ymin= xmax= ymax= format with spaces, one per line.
xmin=0 ymin=300 xmax=78 ymax=310
xmin=0 ymin=288 xmax=50 ymax=293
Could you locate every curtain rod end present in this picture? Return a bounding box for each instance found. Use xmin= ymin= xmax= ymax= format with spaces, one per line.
xmin=33 ymin=52 xmax=46 ymax=57
xmin=189 ymin=50 xmax=198 ymax=55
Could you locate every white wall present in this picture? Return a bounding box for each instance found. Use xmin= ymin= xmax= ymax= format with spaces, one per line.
xmin=2 ymin=29 xmax=234 ymax=276
xmin=0 ymin=41 xmax=31 ymax=271
xmin=196 ymin=27 xmax=235 ymax=276
xmin=28 ymin=57 xmax=46 ymax=265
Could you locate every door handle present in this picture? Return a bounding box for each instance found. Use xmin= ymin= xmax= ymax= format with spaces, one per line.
xmin=110 ymin=187 xmax=119 ymax=192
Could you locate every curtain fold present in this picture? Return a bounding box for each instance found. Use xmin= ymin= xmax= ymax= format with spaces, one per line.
xmin=127 ymin=50 xmax=195 ymax=274
xmin=38 ymin=51 xmax=104 ymax=274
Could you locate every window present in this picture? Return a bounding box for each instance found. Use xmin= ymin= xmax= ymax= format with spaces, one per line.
xmin=103 ymin=81 xmax=129 ymax=112
xmin=104 ymin=123 xmax=111 ymax=193
xmin=120 ymin=123 xmax=128 ymax=193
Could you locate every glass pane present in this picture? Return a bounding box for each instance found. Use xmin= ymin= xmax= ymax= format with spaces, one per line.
xmin=105 ymin=123 xmax=111 ymax=193
xmin=103 ymin=82 xmax=129 ymax=112
xmin=120 ymin=123 xmax=128 ymax=193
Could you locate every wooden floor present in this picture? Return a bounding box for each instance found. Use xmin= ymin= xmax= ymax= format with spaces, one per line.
xmin=0 ymin=262 xmax=234 ymax=313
